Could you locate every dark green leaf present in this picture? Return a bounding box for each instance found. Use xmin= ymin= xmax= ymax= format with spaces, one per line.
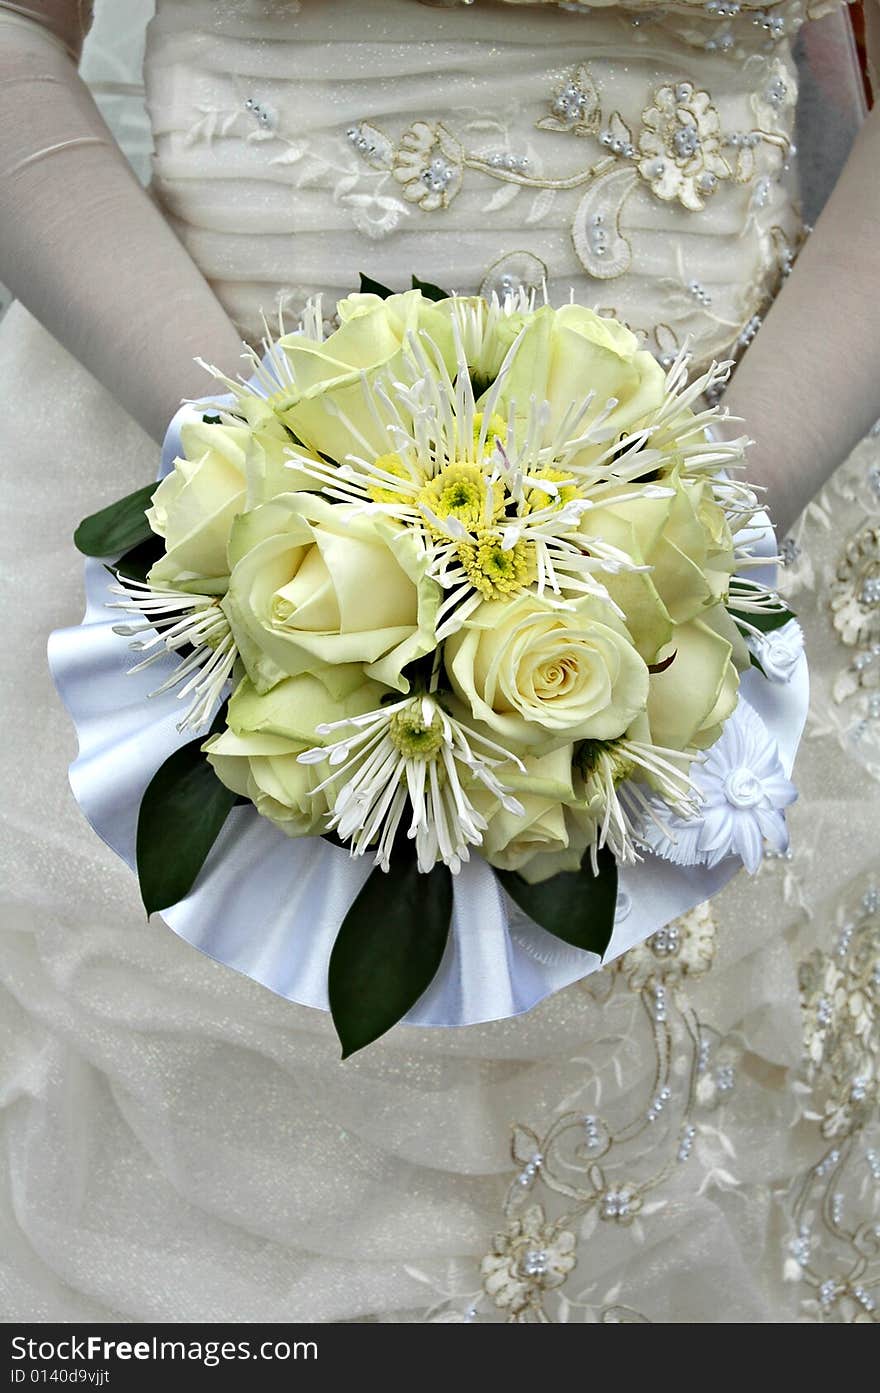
xmin=111 ymin=533 xmax=165 ymax=584
xmin=75 ymin=483 xmax=157 ymax=559
xmin=411 ymin=274 xmax=451 ymax=302
xmin=358 ymin=272 xmax=395 ymax=299
xmin=497 ymin=846 xmax=618 ymax=957
xmin=202 ymin=413 xmax=222 ymax=425
xmin=749 ymin=650 xmax=768 ymax=679
xmin=329 ymin=846 xmax=453 ymax=1057
xmin=136 ymin=707 xmax=236 ymax=916
xmin=730 ymin=601 xmax=796 ymax=635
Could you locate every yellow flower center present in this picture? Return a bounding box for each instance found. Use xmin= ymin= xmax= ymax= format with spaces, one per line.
xmin=367 ymin=452 xmax=415 ymax=506
xmin=389 ymin=703 xmax=445 ymax=761
xmin=576 ymin=739 xmax=634 ymax=784
xmin=471 ymin=411 xmax=507 ymax=458
xmin=524 ymin=467 xmax=580 ymax=515
xmin=457 ymin=533 xmax=533 ymax=600
xmin=419 ymin=463 xmax=505 ymax=535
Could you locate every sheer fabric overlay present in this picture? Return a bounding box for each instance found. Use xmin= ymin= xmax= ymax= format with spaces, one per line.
xmin=0 ymin=0 xmax=878 ymax=1323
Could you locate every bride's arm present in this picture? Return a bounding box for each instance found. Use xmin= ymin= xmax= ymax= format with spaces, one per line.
xmin=724 ymin=98 xmax=880 ymax=537
xmin=0 ymin=4 xmax=242 ymax=443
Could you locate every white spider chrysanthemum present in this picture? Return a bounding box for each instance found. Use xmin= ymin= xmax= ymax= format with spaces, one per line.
xmin=286 ymin=315 xmax=673 ymax=637
xmin=108 ymin=575 xmax=237 ymax=732
xmin=577 ymin=736 xmax=705 ymax=870
xmin=297 ymin=694 xmax=526 ymax=873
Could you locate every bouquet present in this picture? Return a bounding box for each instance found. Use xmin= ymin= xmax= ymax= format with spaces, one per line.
xmin=53 ymin=280 xmax=806 ymax=1054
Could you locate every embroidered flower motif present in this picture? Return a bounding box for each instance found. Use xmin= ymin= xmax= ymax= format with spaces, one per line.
xmin=392 ymin=121 xmax=465 ymax=211
xmin=637 ymin=81 xmax=731 ymax=212
xmin=538 ymin=64 xmax=601 ymax=137
xmin=620 ymin=901 xmax=717 ymax=991
xmin=597 ymin=1183 xmax=643 ymax=1225
xmin=829 ymin=526 xmax=880 ymax=648
xmin=799 ymin=895 xmax=879 ymax=1139
xmin=345 ymin=121 xmax=394 ymax=171
xmin=481 ymin=1205 xmax=577 ymax=1317
xmin=339 ymin=191 xmax=410 ymax=240
xmin=751 ymin=58 xmax=797 ymax=126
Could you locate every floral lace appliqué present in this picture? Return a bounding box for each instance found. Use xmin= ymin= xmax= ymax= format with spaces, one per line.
xmin=345 ymin=63 xmax=792 ymax=288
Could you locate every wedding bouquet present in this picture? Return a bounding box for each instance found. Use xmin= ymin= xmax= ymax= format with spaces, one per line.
xmin=54 ymin=281 xmax=806 ymax=1053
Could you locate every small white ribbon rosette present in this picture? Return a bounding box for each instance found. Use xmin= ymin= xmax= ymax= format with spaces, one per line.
xmin=48 ymin=399 xmax=809 ymax=1029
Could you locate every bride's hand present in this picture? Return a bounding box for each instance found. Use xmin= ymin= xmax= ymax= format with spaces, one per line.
xmin=0 ymin=3 xmax=242 ymax=443
xmin=724 ymin=96 xmax=880 ymax=539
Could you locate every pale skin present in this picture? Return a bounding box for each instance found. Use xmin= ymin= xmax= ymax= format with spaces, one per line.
xmin=0 ymin=0 xmax=878 ymax=537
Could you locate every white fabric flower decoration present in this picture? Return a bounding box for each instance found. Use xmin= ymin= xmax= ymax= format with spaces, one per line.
xmin=747 ymin=619 xmax=805 ymax=684
xmin=644 ymin=702 xmax=796 ymax=873
xmin=694 ymin=702 xmax=796 ymax=872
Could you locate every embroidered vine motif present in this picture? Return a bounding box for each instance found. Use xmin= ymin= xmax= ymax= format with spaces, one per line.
xmin=346 ymin=65 xmax=791 ymax=283
xmin=786 ymin=882 xmax=880 ymax=1322
xmin=418 ymin=901 xmax=750 ymax=1323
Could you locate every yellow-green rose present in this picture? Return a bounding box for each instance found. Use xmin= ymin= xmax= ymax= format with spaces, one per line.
xmin=473 ymin=746 xmax=594 ymax=883
xmin=580 ymin=471 xmax=736 ymax=641
xmin=445 ymin=593 xmax=649 ymax=755
xmin=485 ymin=304 xmax=666 ymax=466
xmin=204 ymin=666 xmax=384 ymax=836
xmin=272 ymin=290 xmax=456 ymax=462
xmin=646 ymin=602 xmax=746 ymax=751
xmin=147 ymin=416 xmax=315 ymax=592
xmin=223 ymin=493 xmax=440 ymax=693
xmin=147 ymin=419 xmax=249 ymax=591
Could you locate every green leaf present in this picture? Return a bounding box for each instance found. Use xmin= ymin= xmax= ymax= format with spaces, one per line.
xmin=730 ymin=597 xmax=796 ymax=636
xmin=496 ymin=846 xmax=618 ymax=957
xmin=136 ymin=707 xmax=236 ymax=916
xmin=111 ymin=533 xmax=164 ymax=584
xmin=329 ymin=846 xmax=453 ymax=1057
xmin=358 ymin=272 xmax=395 ymax=299
xmin=411 ymin=274 xmax=451 ymax=302
xmin=75 ymin=483 xmax=157 ymax=559
xmin=749 ymin=650 xmax=768 ymax=679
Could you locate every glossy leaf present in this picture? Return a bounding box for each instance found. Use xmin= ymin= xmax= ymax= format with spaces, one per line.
xmin=736 ymin=604 xmax=796 ymax=635
xmin=411 ymin=274 xmax=451 ymax=302
xmin=329 ymin=847 xmax=453 ymax=1057
xmin=111 ymin=533 xmax=164 ymax=584
xmin=496 ymin=847 xmax=618 ymax=957
xmin=75 ymin=483 xmax=156 ymax=559
xmin=358 ymin=272 xmax=395 ymax=299
xmin=136 ymin=708 xmax=236 ymax=916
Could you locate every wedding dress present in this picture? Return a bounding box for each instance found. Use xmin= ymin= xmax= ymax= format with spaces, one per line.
xmin=1 ymin=0 xmax=879 ymax=1324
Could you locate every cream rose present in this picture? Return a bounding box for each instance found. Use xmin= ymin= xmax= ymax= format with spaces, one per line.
xmin=223 ymin=493 xmax=440 ymax=693
xmin=204 ymin=666 xmax=384 ymax=837
xmin=473 ymin=746 xmax=595 ymax=883
xmin=646 ymin=602 xmax=745 ymax=751
xmin=273 ymin=290 xmax=456 ymax=462
xmin=147 ymin=419 xmax=249 ymax=590
xmin=147 ymin=415 xmax=317 ymax=591
xmin=486 ymin=303 xmax=666 ymax=466
xmin=445 ymin=593 xmax=649 ymax=755
xmin=580 ymin=471 xmax=736 ymax=639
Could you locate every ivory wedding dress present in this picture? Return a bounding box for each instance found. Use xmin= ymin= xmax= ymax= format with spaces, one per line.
xmin=1 ymin=0 xmax=879 ymax=1323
